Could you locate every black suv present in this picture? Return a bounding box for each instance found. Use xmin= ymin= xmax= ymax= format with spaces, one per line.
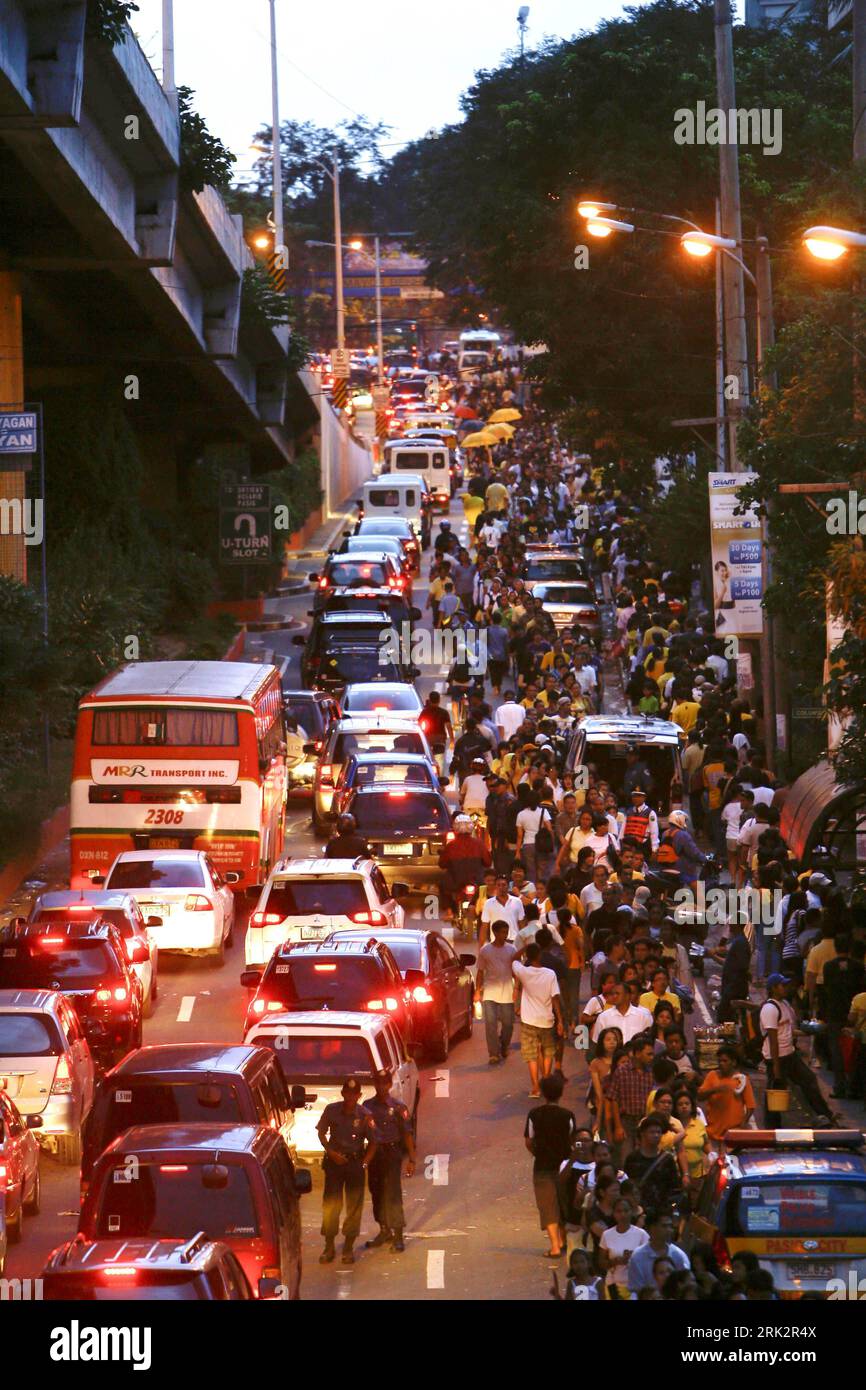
xmin=296 ymin=611 xmax=418 ymax=692
xmin=0 ymin=920 xmax=144 ymax=1068
xmin=241 ymin=937 xmax=413 ymax=1040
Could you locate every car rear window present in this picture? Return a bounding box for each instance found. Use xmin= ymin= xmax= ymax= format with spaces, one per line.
xmin=328 ymin=562 xmax=389 ymax=587
xmin=263 ymin=958 xmax=382 ymax=1009
xmin=534 ymin=587 xmax=596 ymax=605
xmin=526 ymin=560 xmax=587 ymax=581
xmin=94 ymin=1163 xmax=259 ymax=1240
xmin=334 ymin=731 xmax=425 ymax=759
xmin=320 ymin=623 xmax=389 ymax=647
xmin=344 ymin=689 xmax=419 ymax=713
xmin=0 ymin=940 xmax=119 ymax=988
xmin=350 ymin=792 xmax=450 ymax=835
xmin=380 ymin=939 xmax=424 ymax=971
xmin=262 ymin=1034 xmax=375 ymax=1077
xmin=106 ymin=860 xmax=205 ymax=890
xmin=320 ymin=650 xmax=393 ymax=682
xmin=367 ymin=489 xmax=405 ymax=508
xmin=353 ymin=763 xmax=432 ymax=788
xmin=726 ymin=1181 xmax=866 ymax=1237
xmin=283 ymin=698 xmax=324 ymax=737
xmin=0 ymin=1012 xmax=63 ymax=1056
xmin=266 ymin=879 xmax=368 ymax=916
xmin=97 ymin=1082 xmax=244 ymax=1154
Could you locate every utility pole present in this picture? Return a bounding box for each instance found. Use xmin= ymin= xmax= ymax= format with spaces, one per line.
xmin=714 ymin=0 xmax=750 ymax=467
xmin=268 ymin=0 xmax=286 ymax=282
xmin=715 ymin=198 xmax=727 ymax=469
xmin=854 ymin=0 xmax=866 ymax=161
xmin=374 ymin=234 xmax=384 ymax=389
xmin=333 ymin=157 xmax=345 ymax=354
xmin=162 ymin=0 xmax=178 ymax=115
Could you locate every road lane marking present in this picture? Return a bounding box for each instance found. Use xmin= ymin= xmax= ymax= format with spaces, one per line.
xmin=427 ymin=1250 xmax=445 ymax=1289
xmin=176 ymin=995 xmax=196 ymax=1023
xmin=694 ymin=981 xmax=713 ymax=1025
xmin=434 ymin=1070 xmax=449 ymax=1098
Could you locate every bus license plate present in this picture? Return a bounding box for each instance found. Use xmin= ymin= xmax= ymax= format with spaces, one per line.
xmin=786 ymin=1261 xmax=834 ymax=1281
xmin=150 ymin=837 xmax=182 ymax=849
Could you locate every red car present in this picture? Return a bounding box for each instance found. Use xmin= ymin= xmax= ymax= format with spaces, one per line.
xmin=0 ymin=1086 xmax=41 ymax=1245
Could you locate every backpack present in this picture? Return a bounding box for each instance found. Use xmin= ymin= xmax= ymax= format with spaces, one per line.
xmin=535 ymin=807 xmax=555 ymax=855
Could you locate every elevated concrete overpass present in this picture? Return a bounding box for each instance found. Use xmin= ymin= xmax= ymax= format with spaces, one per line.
xmin=0 ymin=0 xmax=314 ymax=577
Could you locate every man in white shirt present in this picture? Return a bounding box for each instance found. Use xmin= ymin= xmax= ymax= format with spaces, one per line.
xmin=474 ymin=920 xmax=519 ymax=1065
xmin=579 ymin=863 xmax=611 ymax=917
xmin=478 ymin=876 xmax=525 ymax=947
xmin=495 ymin=692 xmax=526 ymax=742
xmin=594 ymin=982 xmax=654 ymax=1045
xmin=761 ymin=974 xmax=833 ymax=1126
xmin=513 ymin=944 xmax=564 ymax=1096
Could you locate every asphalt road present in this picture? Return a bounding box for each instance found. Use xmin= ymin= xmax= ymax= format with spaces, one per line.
xmin=3 ymin=492 xmax=722 ymax=1302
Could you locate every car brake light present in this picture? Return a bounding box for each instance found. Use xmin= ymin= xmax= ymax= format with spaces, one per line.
xmin=372 ymin=704 xmax=389 ymax=712
xmin=367 ymin=999 xmax=384 ymax=1011
xmin=95 ymin=988 xmax=112 ymax=1003
xmin=314 ymin=964 xmax=338 ymax=972
xmin=159 ymin=1165 xmax=189 ymax=1173
xmin=711 ymin=1229 xmax=732 ymax=1273
xmin=351 ymin=910 xmax=387 ymax=925
xmin=412 ymin=985 xmax=434 ymax=1003
xmin=384 ymin=997 xmax=399 ymax=1011
xmin=388 ymin=791 xmax=407 ymax=799
xmin=184 ymin=895 xmax=213 ymax=912
xmin=445 ymin=831 xmax=455 ymax=842
xmin=113 ymin=986 xmax=128 ymax=1003
xmin=251 ymin=998 xmax=266 ymax=1014
xmin=102 ymin=1266 xmax=138 ymax=1280
xmin=52 ymin=1056 xmax=72 ymax=1095
xmin=66 ymin=904 xmax=96 ymax=913
xmin=251 ymin=911 xmax=285 ymax=927
xmin=319 ymin=577 xmax=330 ymax=589
xmin=37 ymin=937 xmax=65 ymax=947
xmin=464 ymin=885 xmax=477 ymax=896
xmin=0 ymin=1164 xmax=7 ymax=1184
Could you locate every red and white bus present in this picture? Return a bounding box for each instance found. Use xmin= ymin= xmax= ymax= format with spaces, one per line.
xmin=70 ymin=661 xmax=287 ymax=891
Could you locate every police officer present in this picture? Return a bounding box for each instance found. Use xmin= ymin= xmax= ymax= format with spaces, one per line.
xmin=316 ymin=1077 xmax=377 ymax=1265
xmin=364 ymin=1069 xmax=416 ymax=1252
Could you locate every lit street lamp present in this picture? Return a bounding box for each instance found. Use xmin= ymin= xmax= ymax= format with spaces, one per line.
xmin=802 ymin=224 xmax=866 ymax=261
xmin=585 ymin=216 xmax=635 ymax=238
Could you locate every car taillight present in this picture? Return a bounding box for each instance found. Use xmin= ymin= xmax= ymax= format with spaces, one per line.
xmin=160 ymin=1165 xmax=189 ymax=1173
xmin=184 ymin=895 xmax=213 ymax=912
xmin=314 ymin=964 xmax=338 ymax=972
xmin=577 ymin=609 xmax=598 ymax=620
xmin=251 ymin=998 xmax=266 ymax=1015
xmin=445 ymin=831 xmax=455 ymax=842
xmin=412 ymin=985 xmax=434 ymax=1003
xmin=113 ymin=986 xmax=128 ymax=1003
xmin=52 ymin=1056 xmax=72 ymax=1094
xmin=711 ymin=1230 xmax=732 ymax=1273
xmin=95 ymin=988 xmax=112 ymax=1003
xmin=387 ymin=791 xmax=407 ymax=799
xmin=367 ymin=999 xmax=384 ymax=1011
xmin=464 ymin=885 xmax=477 ymax=897
xmin=384 ymin=997 xmax=399 ymax=1011
xmin=251 ymin=911 xmax=286 ymax=927
xmin=369 ymin=996 xmax=399 ymax=1012
xmin=0 ymin=1164 xmax=8 ymax=1184
xmin=318 ymin=765 xmax=335 ymax=787
xmin=351 ymin=910 xmax=387 ymax=925
xmin=319 ymin=577 xmax=330 ymax=590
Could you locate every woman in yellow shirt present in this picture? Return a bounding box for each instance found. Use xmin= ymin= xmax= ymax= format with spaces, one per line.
xmin=674 ymin=1091 xmax=710 ymax=1181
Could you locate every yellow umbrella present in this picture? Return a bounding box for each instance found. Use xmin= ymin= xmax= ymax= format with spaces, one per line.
xmin=487 ymin=422 xmax=515 ymax=441
xmin=462 ymin=429 xmax=499 ymax=447
xmin=488 ymin=407 xmax=522 ymax=423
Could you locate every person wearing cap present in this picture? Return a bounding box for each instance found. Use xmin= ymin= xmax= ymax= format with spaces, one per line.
xmin=665 ymin=810 xmax=707 ymax=890
xmin=459 ymin=757 xmax=490 ymax=818
xmin=364 ymin=1070 xmax=416 ymax=1253
xmin=317 ymin=1078 xmax=378 ymax=1265
xmin=620 ymin=787 xmax=659 ymax=859
xmin=761 ymin=974 xmax=834 ymax=1127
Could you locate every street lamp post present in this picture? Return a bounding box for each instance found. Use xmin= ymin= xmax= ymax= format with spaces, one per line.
xmin=268 ymin=0 xmax=286 ymax=281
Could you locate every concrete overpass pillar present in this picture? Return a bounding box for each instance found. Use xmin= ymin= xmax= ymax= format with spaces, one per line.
xmin=0 ymin=271 xmax=26 ymax=583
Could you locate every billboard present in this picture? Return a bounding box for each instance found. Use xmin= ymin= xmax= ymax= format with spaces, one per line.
xmin=707 ymin=472 xmax=764 ymax=637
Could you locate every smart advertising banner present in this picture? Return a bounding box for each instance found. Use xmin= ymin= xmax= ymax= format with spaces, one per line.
xmin=707 ymin=472 xmax=764 ymax=637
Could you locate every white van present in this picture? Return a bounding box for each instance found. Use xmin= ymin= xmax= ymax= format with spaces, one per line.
xmin=381 ymin=443 xmax=451 ymax=509
xmin=361 ymin=475 xmax=431 ymax=542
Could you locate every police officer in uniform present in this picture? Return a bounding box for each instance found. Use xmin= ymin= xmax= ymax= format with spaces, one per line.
xmin=316 ymin=1077 xmax=377 ymax=1265
xmin=363 ymin=1069 xmax=416 ymax=1252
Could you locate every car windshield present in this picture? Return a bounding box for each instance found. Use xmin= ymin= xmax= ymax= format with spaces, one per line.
xmin=526 ymin=560 xmax=587 ymax=581
xmin=0 ymin=941 xmax=119 ymax=988
xmin=266 ymin=879 xmax=369 ymax=916
xmin=98 ymin=1083 xmax=244 ymax=1155
xmin=106 ymin=860 xmax=205 ymax=890
xmin=94 ymin=1163 xmax=258 ymax=1239
xmin=350 ymin=792 xmax=450 ymax=835
xmin=0 ymin=1011 xmax=62 ymax=1056
xmin=333 ymin=731 xmax=425 ymax=759
xmin=328 ymin=562 xmax=389 ymax=587
xmin=263 ymin=958 xmax=382 ymax=1009
xmin=727 ymin=1180 xmax=866 ymax=1237
xmin=380 ymin=939 xmax=424 ymax=971
xmin=261 ymin=1034 xmax=375 ymax=1077
xmin=344 ymin=689 xmax=419 ymax=713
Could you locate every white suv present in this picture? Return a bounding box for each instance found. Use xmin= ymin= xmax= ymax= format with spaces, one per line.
xmin=245 ymin=1010 xmax=419 ymax=1159
xmin=244 ymin=857 xmax=406 ymax=968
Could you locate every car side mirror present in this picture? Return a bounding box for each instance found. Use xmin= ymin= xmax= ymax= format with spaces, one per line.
xmin=408 ymin=666 xmax=421 ymax=678
xmin=146 ymin=915 xmax=162 ymax=928
xmin=438 ymin=775 xmax=450 ymax=787
xmin=392 ymin=882 xmax=410 ymax=899
xmin=308 ymin=573 xmax=319 ymax=584
xmin=293 ymin=1168 xmax=313 ymax=1197
xmin=131 ymin=943 xmax=150 ymax=964
xmin=411 ymin=607 xmax=422 ymax=621
xmin=26 ymin=1114 xmax=43 ymax=1129
xmin=459 ymin=954 xmax=475 ymax=968
xmin=407 ymin=1041 xmax=424 ymax=1061
xmin=225 ymin=871 xmax=240 ymax=885
xmin=258 ymin=1276 xmax=282 ymax=1299
xmin=240 ymin=969 xmax=262 ymax=989
xmin=289 ymin=1083 xmax=308 ymax=1111
xmin=90 ymin=875 xmax=106 ymax=887
xmin=302 ymin=743 xmax=318 ymax=756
